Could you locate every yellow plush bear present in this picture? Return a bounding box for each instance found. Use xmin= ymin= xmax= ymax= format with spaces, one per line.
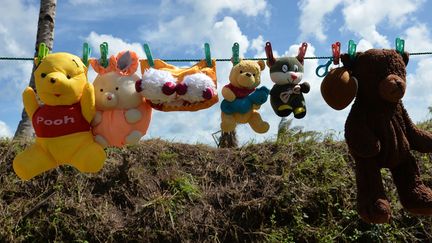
xmin=13 ymin=52 xmax=106 ymax=180
xmin=220 ymin=60 xmax=270 ymax=133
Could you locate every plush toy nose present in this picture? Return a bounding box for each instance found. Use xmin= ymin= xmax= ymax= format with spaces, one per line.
xmin=245 ymin=73 xmax=252 ymax=77
xmin=135 ymin=79 xmax=143 ymax=92
xmin=107 ymin=94 xmax=113 ymax=100
xmin=291 ymin=74 xmax=297 ymax=80
xmin=50 ymin=78 xmax=56 ymax=84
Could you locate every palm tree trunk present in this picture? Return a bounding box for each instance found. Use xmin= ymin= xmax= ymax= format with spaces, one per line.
xmin=14 ymin=0 xmax=57 ymax=139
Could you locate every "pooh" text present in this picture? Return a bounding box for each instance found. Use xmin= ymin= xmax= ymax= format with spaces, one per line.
xmin=36 ymin=116 xmax=75 ymax=126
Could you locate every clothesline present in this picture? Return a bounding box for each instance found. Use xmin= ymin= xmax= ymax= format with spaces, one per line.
xmin=1 ymin=51 xmax=432 ymax=62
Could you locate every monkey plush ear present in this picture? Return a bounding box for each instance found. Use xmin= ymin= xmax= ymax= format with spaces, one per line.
xmin=402 ymin=51 xmax=409 ymax=66
xmin=320 ymin=67 xmax=358 ymax=110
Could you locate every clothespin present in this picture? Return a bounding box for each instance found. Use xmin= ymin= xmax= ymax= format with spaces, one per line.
xmin=315 ymin=59 xmax=333 ymax=78
xmin=143 ymin=43 xmax=154 ymax=67
xmin=204 ymin=43 xmax=212 ymax=67
xmin=332 ymin=42 xmax=341 ymax=65
xmin=82 ymin=42 xmax=91 ymax=67
xmin=395 ymin=37 xmax=405 ymax=55
xmin=265 ymin=41 xmax=276 ymax=66
xmin=37 ymin=43 xmax=49 ymax=64
xmin=232 ymin=42 xmax=240 ymax=65
xmin=297 ymin=42 xmax=308 ymax=64
xmin=348 ymin=40 xmax=357 ymax=60
xmin=99 ymin=42 xmax=109 ymax=68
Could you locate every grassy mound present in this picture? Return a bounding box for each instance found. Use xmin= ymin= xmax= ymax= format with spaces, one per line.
xmin=0 ymin=128 xmax=431 ymax=242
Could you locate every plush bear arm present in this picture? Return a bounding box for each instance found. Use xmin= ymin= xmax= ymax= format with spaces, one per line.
xmin=345 ymin=114 xmax=381 ymax=158
xmin=300 ymin=82 xmax=310 ymax=93
xmin=222 ymin=86 xmax=236 ymax=102
xmin=92 ymin=111 xmax=102 ymax=126
xmin=402 ymin=106 xmax=432 ymax=152
xmin=22 ymin=87 xmax=39 ymax=118
xmin=80 ymin=83 xmax=96 ymax=123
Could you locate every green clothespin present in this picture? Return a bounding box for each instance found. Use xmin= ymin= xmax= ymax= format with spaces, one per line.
xmin=37 ymin=42 xmax=49 ymax=63
xmin=348 ymin=40 xmax=357 ymax=60
xmin=232 ymin=42 xmax=240 ymax=65
xmin=395 ymin=37 xmax=405 ymax=55
xmin=204 ymin=43 xmax=212 ymax=67
xmin=99 ymin=42 xmax=109 ymax=68
xmin=82 ymin=42 xmax=91 ymax=67
xmin=143 ymin=43 xmax=154 ymax=67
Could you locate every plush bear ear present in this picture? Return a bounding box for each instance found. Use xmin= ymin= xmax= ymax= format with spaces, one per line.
xmin=402 ymin=51 xmax=409 ymax=66
xmin=257 ymin=60 xmax=265 ymax=71
xmin=340 ymin=53 xmax=356 ymax=70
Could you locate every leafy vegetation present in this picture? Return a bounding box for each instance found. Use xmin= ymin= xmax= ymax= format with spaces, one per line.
xmin=0 ymin=121 xmax=431 ymax=242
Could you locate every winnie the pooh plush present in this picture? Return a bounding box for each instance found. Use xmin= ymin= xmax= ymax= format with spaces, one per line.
xmin=13 ymin=52 xmax=106 ymax=180
xmin=220 ymin=60 xmax=270 ymax=133
xmin=90 ymin=51 xmax=152 ymax=147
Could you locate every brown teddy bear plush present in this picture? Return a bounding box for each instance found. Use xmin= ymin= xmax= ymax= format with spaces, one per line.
xmin=321 ymin=49 xmax=432 ymax=224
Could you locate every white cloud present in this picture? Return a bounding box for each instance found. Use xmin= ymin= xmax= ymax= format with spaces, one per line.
xmin=85 ymin=32 xmax=145 ymax=57
xmin=341 ymin=0 xmax=424 ymax=47
xmin=143 ymin=0 xmax=268 ymax=51
xmin=0 ymin=120 xmax=12 ymax=138
xmin=403 ymin=23 xmax=432 ymax=52
xmin=299 ymin=0 xmax=344 ymax=42
xmin=356 ymin=39 xmax=374 ymax=52
xmin=0 ymin=0 xmax=38 ymax=130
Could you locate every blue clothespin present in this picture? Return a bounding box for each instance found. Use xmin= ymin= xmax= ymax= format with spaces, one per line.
xmin=143 ymin=43 xmax=154 ymax=67
xmin=348 ymin=40 xmax=357 ymax=60
xmin=204 ymin=43 xmax=212 ymax=67
xmin=82 ymin=42 xmax=91 ymax=67
xmin=232 ymin=42 xmax=240 ymax=65
xmin=395 ymin=37 xmax=405 ymax=55
xmin=99 ymin=42 xmax=109 ymax=68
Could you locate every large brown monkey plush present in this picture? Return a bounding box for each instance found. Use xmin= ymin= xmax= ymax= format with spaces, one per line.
xmin=321 ymin=49 xmax=432 ymax=224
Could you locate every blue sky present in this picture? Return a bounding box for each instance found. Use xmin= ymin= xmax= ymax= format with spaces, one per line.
xmin=1 ymin=0 xmax=432 ymax=145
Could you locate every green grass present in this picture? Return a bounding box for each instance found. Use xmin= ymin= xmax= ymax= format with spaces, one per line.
xmin=0 ymin=122 xmax=431 ymax=242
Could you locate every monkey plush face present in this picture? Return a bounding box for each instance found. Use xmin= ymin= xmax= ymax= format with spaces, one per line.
xmin=269 ymin=57 xmax=304 ymax=85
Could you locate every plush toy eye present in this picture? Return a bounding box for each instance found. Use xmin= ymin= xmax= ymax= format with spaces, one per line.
xmin=41 ymin=73 xmax=47 ymax=78
xmin=66 ymin=75 xmax=71 ymax=79
xmin=282 ymin=65 xmax=288 ymax=73
xmin=115 ymin=87 xmax=119 ymax=91
xmin=253 ymin=74 xmax=256 ymax=76
xmin=240 ymin=70 xmax=243 ymax=73
xmin=293 ymin=65 xmax=299 ymax=72
xmin=100 ymin=89 xmax=103 ymax=92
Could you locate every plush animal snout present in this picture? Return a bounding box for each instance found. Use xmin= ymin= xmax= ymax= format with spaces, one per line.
xmin=291 ymin=74 xmax=297 ymax=81
xmin=237 ymin=73 xmax=257 ymax=88
xmin=379 ymin=74 xmax=406 ymax=102
xmin=135 ymin=79 xmax=143 ymax=92
xmin=102 ymin=92 xmax=117 ymax=108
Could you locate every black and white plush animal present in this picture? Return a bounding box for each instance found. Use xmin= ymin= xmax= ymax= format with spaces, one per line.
xmin=265 ymin=42 xmax=310 ymax=118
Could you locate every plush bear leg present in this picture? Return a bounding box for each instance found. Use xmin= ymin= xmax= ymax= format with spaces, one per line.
xmin=70 ymin=140 xmax=106 ymax=173
xmin=391 ymin=154 xmax=432 ymax=215
xmin=248 ymin=111 xmax=270 ymax=134
xmin=13 ymin=143 xmax=57 ymax=180
xmin=221 ymin=113 xmax=237 ymax=132
xmin=292 ymin=96 xmax=307 ymax=119
xmin=354 ymin=157 xmax=391 ymax=224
